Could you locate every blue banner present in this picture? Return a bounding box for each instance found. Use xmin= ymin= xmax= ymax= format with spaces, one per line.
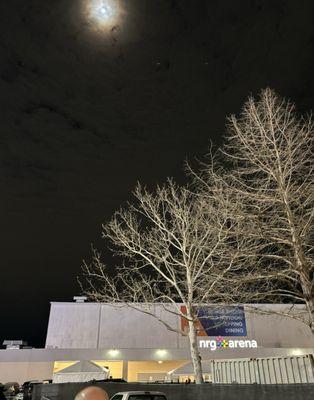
xmin=197 ymin=306 xmax=247 ymax=336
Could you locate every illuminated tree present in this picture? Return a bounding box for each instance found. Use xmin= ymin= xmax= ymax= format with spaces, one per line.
xmin=82 ymin=180 xmax=248 ymax=383
xmin=195 ymin=89 xmax=314 ymax=333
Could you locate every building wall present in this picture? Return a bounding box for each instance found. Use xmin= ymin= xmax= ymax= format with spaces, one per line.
xmin=0 ymin=361 xmax=53 ymax=384
xmin=1 ymin=302 xmax=312 ymax=384
xmin=127 ymin=360 xmax=188 ymax=382
xmin=243 ymin=306 xmax=312 ymax=348
xmin=46 ymin=303 xmax=179 ymax=349
xmin=98 ymin=305 xmax=178 ymax=349
xmin=45 ymin=303 xmax=314 ymax=350
xmin=46 ymin=303 xmax=100 ymax=348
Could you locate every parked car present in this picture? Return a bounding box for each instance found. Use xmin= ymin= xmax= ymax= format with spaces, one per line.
xmin=3 ymin=382 xmax=20 ymax=396
xmin=110 ymin=392 xmax=167 ymax=400
xmin=21 ymin=381 xmax=42 ymax=400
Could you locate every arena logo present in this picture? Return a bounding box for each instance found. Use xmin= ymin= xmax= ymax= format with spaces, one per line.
xmin=199 ymin=336 xmax=258 ymax=351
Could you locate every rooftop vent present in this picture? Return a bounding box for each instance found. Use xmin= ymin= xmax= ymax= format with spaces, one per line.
xmin=3 ymin=340 xmax=28 ymax=349
xmin=73 ymin=296 xmax=87 ymax=303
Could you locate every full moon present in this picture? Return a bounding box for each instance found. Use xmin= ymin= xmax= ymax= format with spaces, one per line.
xmin=85 ymin=0 xmax=120 ymax=28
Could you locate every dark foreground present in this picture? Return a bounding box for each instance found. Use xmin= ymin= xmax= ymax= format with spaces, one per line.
xmin=33 ymin=382 xmax=314 ymax=400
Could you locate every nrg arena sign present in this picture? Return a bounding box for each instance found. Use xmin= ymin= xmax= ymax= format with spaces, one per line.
xmin=199 ymin=336 xmax=258 ymax=351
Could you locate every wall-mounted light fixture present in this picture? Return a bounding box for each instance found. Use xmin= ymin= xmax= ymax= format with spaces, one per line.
xmin=155 ymin=349 xmax=168 ymax=358
xmin=108 ymin=349 xmax=120 ymax=357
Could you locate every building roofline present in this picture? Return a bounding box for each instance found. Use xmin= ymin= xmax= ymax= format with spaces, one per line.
xmin=49 ymin=302 xmax=306 ymax=306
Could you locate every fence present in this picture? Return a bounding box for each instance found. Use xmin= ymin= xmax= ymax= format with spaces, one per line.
xmin=32 ymin=382 xmax=314 ymax=400
xmin=211 ymin=354 xmax=314 ymax=384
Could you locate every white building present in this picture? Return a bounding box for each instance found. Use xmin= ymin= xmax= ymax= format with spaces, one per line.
xmin=0 ymin=301 xmax=313 ymax=384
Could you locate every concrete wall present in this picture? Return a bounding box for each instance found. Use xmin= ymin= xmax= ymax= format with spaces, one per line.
xmin=46 ymin=304 xmax=178 ymax=349
xmin=99 ymin=305 xmax=177 ymax=349
xmin=46 ymin=303 xmax=100 ymax=348
xmin=32 ymin=382 xmax=314 ymax=400
xmin=0 ymin=362 xmax=53 ymax=384
xmin=45 ymin=303 xmax=314 ymax=350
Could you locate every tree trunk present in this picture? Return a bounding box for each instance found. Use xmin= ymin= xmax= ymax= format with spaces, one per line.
xmin=305 ymin=297 xmax=314 ymax=335
xmin=188 ymin=319 xmax=204 ymax=384
xmin=309 ymin=354 xmax=314 ymax=375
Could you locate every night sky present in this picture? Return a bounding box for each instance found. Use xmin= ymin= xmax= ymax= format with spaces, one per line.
xmin=1 ymin=0 xmax=314 ymax=347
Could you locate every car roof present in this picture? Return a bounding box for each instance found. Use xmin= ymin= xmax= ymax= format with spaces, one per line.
xmin=114 ymin=392 xmax=166 ymax=395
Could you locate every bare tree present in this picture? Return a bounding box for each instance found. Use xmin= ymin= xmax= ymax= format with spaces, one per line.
xmin=82 ymin=180 xmax=248 ymax=384
xmin=195 ymin=89 xmax=314 ymax=332
xmin=81 ymin=89 xmax=313 ymax=382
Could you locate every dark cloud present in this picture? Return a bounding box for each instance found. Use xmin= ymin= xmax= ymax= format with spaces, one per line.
xmin=1 ymin=0 xmax=314 ymax=346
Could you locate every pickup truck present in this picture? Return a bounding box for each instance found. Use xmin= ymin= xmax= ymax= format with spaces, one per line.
xmin=110 ymin=391 xmax=167 ymax=400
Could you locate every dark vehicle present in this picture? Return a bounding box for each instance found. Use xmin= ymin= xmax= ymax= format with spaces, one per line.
xmin=3 ymin=382 xmax=19 ymax=397
xmin=21 ymin=381 xmax=42 ymax=400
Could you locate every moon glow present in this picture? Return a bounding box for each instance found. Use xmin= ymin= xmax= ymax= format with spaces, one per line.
xmin=85 ymin=0 xmax=120 ymax=28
